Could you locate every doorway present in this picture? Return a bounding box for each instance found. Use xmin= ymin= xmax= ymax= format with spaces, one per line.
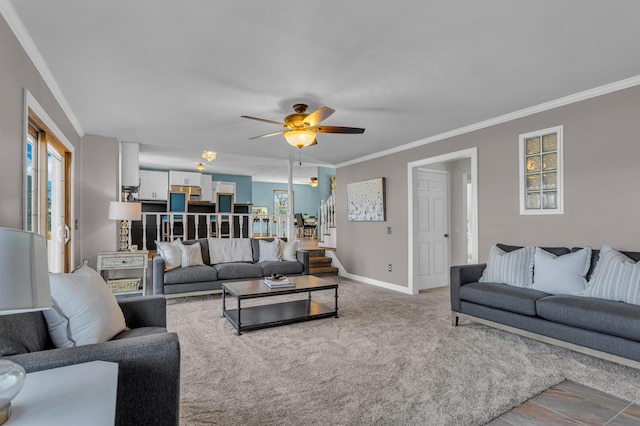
xmin=407 ymin=147 xmax=478 ymax=294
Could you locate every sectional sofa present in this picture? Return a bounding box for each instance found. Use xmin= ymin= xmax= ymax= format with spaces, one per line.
xmin=153 ymin=237 xmax=309 ymax=296
xmin=450 ymin=244 xmax=640 ymax=369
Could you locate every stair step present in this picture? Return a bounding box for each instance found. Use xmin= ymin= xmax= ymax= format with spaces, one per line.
xmin=303 ymin=249 xmax=327 ymax=257
xmin=309 ymin=256 xmax=332 ymax=266
xmin=310 ymin=265 xmax=339 ymax=276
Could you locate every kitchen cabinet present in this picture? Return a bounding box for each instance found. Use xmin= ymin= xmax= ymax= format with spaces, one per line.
xmin=212 ymin=180 xmax=236 ymax=199
xmin=169 ymin=171 xmax=201 ymax=186
xmin=201 ymin=175 xmax=213 ymax=202
xmin=138 ymin=170 xmax=168 ymax=200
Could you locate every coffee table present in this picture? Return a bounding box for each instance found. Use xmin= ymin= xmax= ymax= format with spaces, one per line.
xmin=222 ymin=275 xmax=339 ymax=335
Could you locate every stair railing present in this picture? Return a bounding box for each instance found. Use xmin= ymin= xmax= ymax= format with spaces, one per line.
xmin=320 ymin=192 xmax=336 ymax=237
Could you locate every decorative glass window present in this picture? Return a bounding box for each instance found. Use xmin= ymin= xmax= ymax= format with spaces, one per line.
xmin=519 ymin=125 xmax=563 ymax=215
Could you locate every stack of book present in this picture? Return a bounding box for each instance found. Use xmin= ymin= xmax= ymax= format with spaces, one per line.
xmin=263 ymin=275 xmax=294 ymax=288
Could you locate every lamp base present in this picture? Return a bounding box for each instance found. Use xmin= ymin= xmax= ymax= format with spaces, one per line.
xmin=0 ymin=401 xmax=10 ymax=425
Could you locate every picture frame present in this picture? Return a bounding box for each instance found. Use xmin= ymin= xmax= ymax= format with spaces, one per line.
xmin=347 ymin=177 xmax=386 ymax=221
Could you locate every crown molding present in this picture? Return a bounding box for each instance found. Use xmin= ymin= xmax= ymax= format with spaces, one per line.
xmin=336 ymin=74 xmax=640 ymax=169
xmin=0 ymin=0 xmax=84 ymax=137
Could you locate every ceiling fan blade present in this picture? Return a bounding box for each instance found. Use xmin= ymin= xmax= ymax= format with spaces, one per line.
xmin=303 ymin=106 xmax=335 ymax=127
xmin=249 ymin=130 xmax=286 ymax=139
xmin=312 ymin=126 xmax=365 ymax=134
xmin=241 ymin=115 xmax=287 ymax=127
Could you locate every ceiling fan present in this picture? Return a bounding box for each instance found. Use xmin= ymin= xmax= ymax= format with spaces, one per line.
xmin=241 ymin=104 xmax=365 ymax=149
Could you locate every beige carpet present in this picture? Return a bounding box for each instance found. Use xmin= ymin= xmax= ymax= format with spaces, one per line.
xmin=167 ymin=279 xmax=640 ymax=425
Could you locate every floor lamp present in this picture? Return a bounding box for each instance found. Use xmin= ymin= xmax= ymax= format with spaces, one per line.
xmin=108 ymin=201 xmax=142 ymax=251
xmin=0 ymin=228 xmax=51 ymax=424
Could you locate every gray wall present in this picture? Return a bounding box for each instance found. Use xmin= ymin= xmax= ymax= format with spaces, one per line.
xmin=80 ymin=135 xmax=119 ymax=268
xmin=0 ymin=14 xmax=83 ymax=265
xmin=338 ymin=85 xmax=640 ymax=288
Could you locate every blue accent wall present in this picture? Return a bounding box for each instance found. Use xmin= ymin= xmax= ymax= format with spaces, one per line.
xmin=252 ymin=182 xmax=321 ymax=217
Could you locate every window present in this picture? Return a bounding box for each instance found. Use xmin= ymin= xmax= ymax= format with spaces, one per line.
xmin=519 ymin=125 xmax=563 ymax=215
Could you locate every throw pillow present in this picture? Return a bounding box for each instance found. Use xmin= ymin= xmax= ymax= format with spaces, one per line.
xmin=43 ymin=265 xmax=126 ymax=348
xmin=532 ymin=247 xmax=591 ymax=295
xmin=281 ymin=240 xmax=299 ymax=262
xmin=156 ymin=239 xmax=182 ymax=271
xmin=259 ymin=239 xmax=282 ymax=262
xmin=208 ymin=238 xmax=253 ymax=264
xmin=480 ymin=244 xmax=534 ymax=287
xmin=585 ymin=245 xmax=640 ymax=305
xmin=179 ymin=241 xmax=205 ymax=267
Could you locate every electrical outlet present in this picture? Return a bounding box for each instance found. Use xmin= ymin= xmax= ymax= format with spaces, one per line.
xmin=386 ymin=226 xmax=392 ymax=235
xmin=388 ymin=264 xmax=392 ymax=272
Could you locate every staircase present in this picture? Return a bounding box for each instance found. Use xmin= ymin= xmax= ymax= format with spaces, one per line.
xmin=306 ymin=249 xmax=338 ymax=277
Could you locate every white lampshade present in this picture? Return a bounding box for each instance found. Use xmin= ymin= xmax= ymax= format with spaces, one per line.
xmin=0 ymin=228 xmax=51 ymax=315
xmin=108 ymin=201 xmax=142 ymax=221
xmin=284 ymin=130 xmax=316 ymax=148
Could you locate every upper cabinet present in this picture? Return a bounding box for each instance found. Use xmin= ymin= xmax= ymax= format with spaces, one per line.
xmin=138 ymin=170 xmax=169 ymax=200
xmin=212 ymin=181 xmax=236 ymax=199
xmin=169 ymin=171 xmax=201 ymax=187
xmin=201 ymin=175 xmax=213 ymax=202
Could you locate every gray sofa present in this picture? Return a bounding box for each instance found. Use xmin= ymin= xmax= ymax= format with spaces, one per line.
xmin=451 ymin=244 xmax=640 ymax=368
xmin=0 ymin=295 xmax=180 ymax=426
xmin=153 ymin=237 xmax=310 ymax=295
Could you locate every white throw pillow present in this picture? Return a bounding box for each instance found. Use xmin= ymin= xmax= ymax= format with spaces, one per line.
xmin=585 ymin=245 xmax=640 ymax=305
xmin=281 ymin=240 xmax=299 ymax=262
xmin=180 ymin=242 xmax=205 ymax=267
xmin=156 ymin=239 xmax=182 ymax=270
xmin=480 ymin=245 xmax=535 ymax=287
xmin=259 ymin=239 xmax=282 ymax=262
xmin=43 ymin=265 xmax=126 ymax=348
xmin=208 ymin=238 xmax=253 ymax=264
xmin=532 ymin=247 xmax=591 ymax=295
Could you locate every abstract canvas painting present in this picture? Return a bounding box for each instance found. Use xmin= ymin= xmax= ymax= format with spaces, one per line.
xmin=347 ymin=177 xmax=386 ymax=221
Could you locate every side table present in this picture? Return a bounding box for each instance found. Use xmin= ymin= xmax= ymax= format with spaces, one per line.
xmin=97 ymin=250 xmax=148 ymax=296
xmin=10 ymin=361 xmax=118 ymax=425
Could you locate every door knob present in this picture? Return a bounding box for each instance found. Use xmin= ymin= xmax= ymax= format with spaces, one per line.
xmin=444 ymin=234 xmax=450 ymax=238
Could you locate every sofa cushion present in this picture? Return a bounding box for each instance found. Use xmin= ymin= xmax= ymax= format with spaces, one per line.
xmin=164 ymin=265 xmax=217 ymax=285
xmin=480 ymin=245 xmax=535 ymax=287
xmin=536 ymin=295 xmax=640 ymax=342
xmin=111 ymin=327 xmax=168 ymax=340
xmin=0 ymin=311 xmax=50 ymax=356
xmin=260 ymin=260 xmax=304 ymax=276
xmin=498 ymin=244 xmax=570 ymax=257
xmin=214 ymin=262 xmax=263 ymax=280
xmin=585 ymin=245 xmax=640 ymax=305
xmin=459 ymin=282 xmax=549 ymax=316
xmin=531 ymin=247 xmax=591 ymax=296
xmin=208 ymin=238 xmax=253 ymax=264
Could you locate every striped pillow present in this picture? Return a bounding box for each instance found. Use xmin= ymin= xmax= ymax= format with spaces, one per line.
xmin=480 ymin=245 xmax=535 ymax=287
xmin=585 ymin=245 xmax=640 ymax=305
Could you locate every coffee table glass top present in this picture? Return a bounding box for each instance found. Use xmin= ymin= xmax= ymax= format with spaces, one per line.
xmin=223 ymin=275 xmax=338 ymax=298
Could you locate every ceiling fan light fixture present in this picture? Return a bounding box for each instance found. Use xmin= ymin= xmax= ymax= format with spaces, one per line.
xmin=201 ymin=150 xmax=217 ymax=163
xmin=195 ymin=162 xmax=206 ymax=172
xmin=284 ymin=130 xmax=316 ymax=149
xmin=310 ymin=177 xmax=318 ymax=187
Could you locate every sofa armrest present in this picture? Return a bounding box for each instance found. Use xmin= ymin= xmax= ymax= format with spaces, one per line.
xmin=153 ymin=255 xmax=166 ymax=294
xmin=7 ymin=332 xmax=180 ymax=426
xmin=297 ymin=250 xmax=309 ymax=275
xmin=118 ymin=295 xmax=167 ymax=328
xmin=450 ymin=263 xmax=486 ymax=312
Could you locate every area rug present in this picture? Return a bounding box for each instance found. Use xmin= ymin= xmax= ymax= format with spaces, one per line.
xmin=167 ymin=279 xmax=640 ymax=425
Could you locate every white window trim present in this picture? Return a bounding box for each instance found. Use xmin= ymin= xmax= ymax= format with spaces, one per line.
xmin=518 ymin=125 xmax=564 ymax=215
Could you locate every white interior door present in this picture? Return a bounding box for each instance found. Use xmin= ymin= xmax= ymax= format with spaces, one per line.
xmin=47 ymin=145 xmax=66 ymax=273
xmin=416 ymin=169 xmax=450 ymax=290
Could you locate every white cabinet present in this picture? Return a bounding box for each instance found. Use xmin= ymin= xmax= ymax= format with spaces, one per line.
xmin=138 ymin=170 xmax=168 ymax=200
xmin=212 ymin=180 xmax=236 ymax=198
xmin=169 ymin=171 xmax=201 ymax=186
xmin=201 ymin=175 xmax=213 ymax=202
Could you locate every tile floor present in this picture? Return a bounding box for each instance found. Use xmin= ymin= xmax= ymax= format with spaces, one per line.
xmin=487 ymin=380 xmax=640 ymax=425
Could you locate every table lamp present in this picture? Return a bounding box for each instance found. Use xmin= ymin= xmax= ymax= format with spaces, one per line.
xmin=0 ymin=228 xmax=51 ymax=425
xmin=108 ymin=201 xmax=142 ymax=251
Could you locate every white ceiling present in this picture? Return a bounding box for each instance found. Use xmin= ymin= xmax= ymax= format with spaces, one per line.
xmin=7 ymin=1 xmax=640 ymax=183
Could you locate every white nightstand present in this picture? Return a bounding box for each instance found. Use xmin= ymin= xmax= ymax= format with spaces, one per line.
xmin=97 ymin=250 xmax=148 ymax=296
xmin=10 ymin=361 xmax=118 ymax=425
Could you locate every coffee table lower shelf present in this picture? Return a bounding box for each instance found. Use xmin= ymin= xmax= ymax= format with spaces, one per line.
xmin=224 ymin=299 xmax=336 ymax=334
